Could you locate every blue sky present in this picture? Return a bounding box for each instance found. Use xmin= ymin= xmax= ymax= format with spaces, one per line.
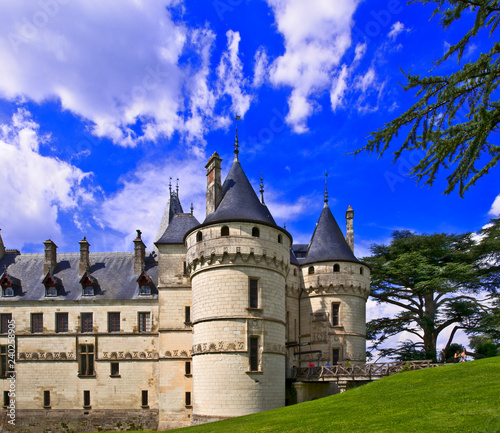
xmin=0 ymin=0 xmax=497 ymax=354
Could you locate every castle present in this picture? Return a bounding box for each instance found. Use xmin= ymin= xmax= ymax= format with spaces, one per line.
xmin=0 ymin=142 xmax=370 ymax=431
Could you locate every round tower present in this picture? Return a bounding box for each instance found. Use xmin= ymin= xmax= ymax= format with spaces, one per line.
xmin=299 ymin=194 xmax=370 ymax=366
xmin=185 ymin=149 xmax=291 ymax=423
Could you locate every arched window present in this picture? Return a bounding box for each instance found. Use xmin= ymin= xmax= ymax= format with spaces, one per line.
xmin=3 ymin=286 xmax=14 ymax=297
xmin=252 ymin=227 xmax=260 ymax=237
xmin=333 ymin=264 xmax=340 ymax=273
xmin=221 ymin=226 xmax=229 ymax=237
xmin=308 ymin=266 xmax=314 ymax=275
xmin=196 ymin=231 xmax=203 ymax=242
xmin=278 ymin=234 xmax=282 ymax=244
xmin=360 ymin=267 xmax=364 ymax=275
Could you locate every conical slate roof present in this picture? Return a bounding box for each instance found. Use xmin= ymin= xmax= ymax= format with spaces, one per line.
xmin=204 ymin=159 xmax=276 ymax=226
xmin=302 ymin=204 xmax=359 ymax=264
xmin=156 ymin=213 xmax=200 ymax=244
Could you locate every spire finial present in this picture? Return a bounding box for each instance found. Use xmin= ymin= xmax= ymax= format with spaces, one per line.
xmin=234 ymin=115 xmax=241 ymax=161
xmin=176 ymin=178 xmax=179 ymax=196
xmin=136 ymin=229 xmax=142 ymax=239
xmin=190 ymin=203 xmax=194 ymax=215
xmin=324 ymin=171 xmax=329 ymax=205
xmin=259 ymin=173 xmax=265 ymax=204
xmin=169 ymin=177 xmax=172 ymax=194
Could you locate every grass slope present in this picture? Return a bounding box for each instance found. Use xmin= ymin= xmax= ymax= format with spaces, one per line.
xmin=106 ymin=357 xmax=500 ymax=433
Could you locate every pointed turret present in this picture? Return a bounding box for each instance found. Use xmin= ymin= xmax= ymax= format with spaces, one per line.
xmin=154 ymin=179 xmax=184 ymax=244
xmin=303 ymin=203 xmax=359 ymax=264
xmin=203 ymin=157 xmax=276 ymax=226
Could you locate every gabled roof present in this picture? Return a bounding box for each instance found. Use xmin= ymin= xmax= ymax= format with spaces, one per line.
xmin=302 ymin=204 xmax=359 ymax=264
xmin=204 ymin=159 xmax=276 ymax=226
xmin=156 ymin=213 xmax=200 ymax=244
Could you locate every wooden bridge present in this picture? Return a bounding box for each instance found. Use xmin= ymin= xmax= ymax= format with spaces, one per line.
xmin=293 ymin=360 xmax=439 ymax=382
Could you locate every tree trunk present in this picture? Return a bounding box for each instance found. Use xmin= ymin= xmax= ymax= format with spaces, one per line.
xmin=423 ymin=293 xmax=438 ymax=361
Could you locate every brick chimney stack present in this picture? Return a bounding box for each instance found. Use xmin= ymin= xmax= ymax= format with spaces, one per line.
xmin=79 ymin=237 xmax=90 ymax=275
xmin=345 ymin=205 xmax=354 ymax=252
xmin=133 ymin=230 xmax=146 ymax=275
xmin=205 ymin=152 xmax=222 ymax=216
xmin=43 ymin=239 xmax=58 ymax=275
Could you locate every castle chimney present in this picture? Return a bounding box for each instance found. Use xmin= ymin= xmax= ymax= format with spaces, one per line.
xmin=345 ymin=205 xmax=354 ymax=252
xmin=79 ymin=237 xmax=90 ymax=275
xmin=205 ymin=152 xmax=222 ymax=216
xmin=0 ymin=229 xmax=5 ymax=261
xmin=43 ymin=239 xmax=58 ymax=275
xmin=133 ymin=229 xmax=146 ymax=274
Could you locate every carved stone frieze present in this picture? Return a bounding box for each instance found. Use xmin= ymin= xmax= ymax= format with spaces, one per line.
xmin=192 ymin=341 xmax=245 ymax=355
xmin=19 ymin=351 xmax=76 ymax=361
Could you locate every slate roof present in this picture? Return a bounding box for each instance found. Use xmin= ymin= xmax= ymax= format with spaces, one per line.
xmin=154 ymin=192 xmax=183 ymax=244
xmin=290 ymin=248 xmax=300 ymax=265
xmin=0 ymin=252 xmax=158 ymax=302
xmin=204 ymin=159 xmax=277 ymax=226
xmin=156 ymin=213 xmax=200 ymax=244
xmin=302 ymin=204 xmax=360 ymax=265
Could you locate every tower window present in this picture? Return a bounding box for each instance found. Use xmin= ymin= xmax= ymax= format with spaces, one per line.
xmin=196 ymin=231 xmax=203 ymax=242
xmin=252 ymin=227 xmax=260 ymax=237
xmin=249 ymin=337 xmax=259 ymax=371
xmin=221 ymin=226 xmax=229 ymax=237
xmin=31 ymin=313 xmax=43 ymax=333
xmin=249 ymin=279 xmax=258 ymax=309
xmin=293 ymin=269 xmax=297 ymax=276
xmin=332 ymin=303 xmax=340 ymax=327
xmin=360 ymin=267 xmax=364 ymax=275
xmin=333 ymin=264 xmax=340 ymax=272
xmin=308 ymin=266 xmax=314 ymax=275
xmin=278 ymin=234 xmax=282 ymax=244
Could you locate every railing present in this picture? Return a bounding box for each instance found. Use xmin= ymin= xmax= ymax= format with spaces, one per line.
xmin=293 ymin=360 xmax=438 ymax=380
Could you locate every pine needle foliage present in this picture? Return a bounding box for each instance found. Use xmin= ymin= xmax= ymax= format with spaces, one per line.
xmin=356 ymin=0 xmax=500 ymax=196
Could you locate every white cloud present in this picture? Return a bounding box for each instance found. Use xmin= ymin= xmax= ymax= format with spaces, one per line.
xmin=0 ymin=108 xmax=94 ymax=249
xmin=330 ymin=65 xmax=349 ymax=111
xmin=388 ymin=21 xmax=405 ymax=40
xmin=253 ymin=47 xmax=269 ymax=88
xmin=355 ymin=67 xmax=376 ymax=92
xmin=489 ymin=194 xmax=500 ymax=216
xmin=216 ymin=30 xmax=252 ymax=118
xmin=267 ymin=0 xmax=359 ymax=132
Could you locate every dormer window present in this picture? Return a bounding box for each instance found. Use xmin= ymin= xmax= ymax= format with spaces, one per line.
xmin=80 ymin=272 xmax=95 ymax=296
xmin=252 ymin=227 xmax=260 ymax=238
xmin=43 ymin=273 xmax=58 ymax=297
xmin=0 ymin=273 xmax=15 ymax=297
xmin=137 ymin=272 xmax=152 ymax=296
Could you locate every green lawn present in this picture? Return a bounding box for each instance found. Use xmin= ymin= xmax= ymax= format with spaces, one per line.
xmin=104 ymin=356 xmax=500 ymax=433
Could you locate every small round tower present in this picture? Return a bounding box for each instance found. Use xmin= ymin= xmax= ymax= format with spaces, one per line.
xmin=299 ymin=188 xmax=370 ymax=366
xmin=185 ymin=148 xmax=291 ymax=423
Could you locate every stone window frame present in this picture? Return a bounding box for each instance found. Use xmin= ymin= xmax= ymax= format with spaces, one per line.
xmin=31 ymin=313 xmax=43 ymax=334
xmin=83 ymin=390 xmax=91 ymax=409
xmin=332 ymin=347 xmax=341 ymax=365
xmin=110 ymin=362 xmax=120 ymax=377
xmin=278 ymin=234 xmax=282 ymax=244
xmin=196 ymin=231 xmax=203 ymax=242
xmin=79 ymin=344 xmax=95 ymax=377
xmin=55 ymin=312 xmax=68 ymax=333
xmin=221 ymin=225 xmax=229 ymax=237
xmin=360 ymin=266 xmax=364 ymax=275
xmin=141 ymin=390 xmax=149 ymax=408
xmin=184 ymin=306 xmax=191 ymax=325
xmin=331 ymin=303 xmax=341 ymax=327
xmin=333 ymin=263 xmax=340 ymax=273
xmin=1 ymin=313 xmax=12 ymax=334
xmin=108 ymin=312 xmax=120 ymax=333
xmin=185 ymin=391 xmax=192 ymax=407
xmin=308 ymin=266 xmax=315 ymax=275
xmin=248 ymin=336 xmax=261 ymax=372
xmin=185 ymin=361 xmax=192 ymax=376
xmin=43 ymin=390 xmax=51 ymax=408
xmin=0 ymin=346 xmax=7 ymax=378
xmin=81 ymin=313 xmax=93 ymax=333
xmin=248 ymin=278 xmax=260 ymax=309
xmin=3 ymin=390 xmax=10 ymax=408
xmin=252 ymin=227 xmax=260 ymax=238
xmin=138 ymin=312 xmax=151 ymax=333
